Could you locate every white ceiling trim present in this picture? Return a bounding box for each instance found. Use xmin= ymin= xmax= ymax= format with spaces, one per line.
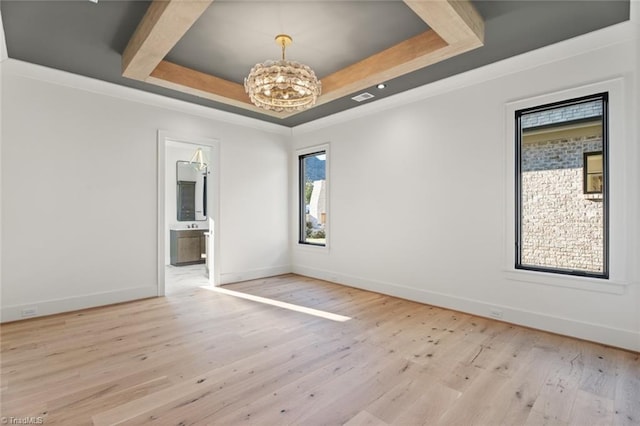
xmin=0 ymin=59 xmax=291 ymax=136
xmin=292 ymin=12 xmax=637 ymax=136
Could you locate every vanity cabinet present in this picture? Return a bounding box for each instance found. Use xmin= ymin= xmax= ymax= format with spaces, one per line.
xmin=170 ymin=229 xmax=206 ymax=266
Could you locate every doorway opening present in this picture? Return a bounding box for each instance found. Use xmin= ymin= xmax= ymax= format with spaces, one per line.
xmin=157 ymin=131 xmax=220 ymax=296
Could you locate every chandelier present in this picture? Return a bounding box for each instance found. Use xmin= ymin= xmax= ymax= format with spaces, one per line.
xmin=244 ymin=34 xmax=321 ymax=113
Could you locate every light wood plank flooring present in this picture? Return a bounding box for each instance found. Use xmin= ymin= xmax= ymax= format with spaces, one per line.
xmin=1 ymin=274 xmax=638 ymax=425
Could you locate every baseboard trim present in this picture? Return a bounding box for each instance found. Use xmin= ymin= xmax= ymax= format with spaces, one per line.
xmin=0 ymin=286 xmax=158 ymax=323
xmin=292 ymin=265 xmax=640 ymax=352
xmin=219 ymin=265 xmax=292 ymax=285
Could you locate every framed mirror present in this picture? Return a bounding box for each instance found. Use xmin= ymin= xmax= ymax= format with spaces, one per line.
xmin=176 ymin=161 xmax=207 ymax=221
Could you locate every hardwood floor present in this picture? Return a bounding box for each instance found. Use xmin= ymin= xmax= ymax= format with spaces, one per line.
xmin=1 ymin=274 xmax=638 ymax=425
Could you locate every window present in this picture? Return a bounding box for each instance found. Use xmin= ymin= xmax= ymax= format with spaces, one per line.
xmin=515 ymin=93 xmax=608 ymax=278
xmin=299 ymin=150 xmax=327 ymax=246
xmin=584 ymin=151 xmax=603 ymax=194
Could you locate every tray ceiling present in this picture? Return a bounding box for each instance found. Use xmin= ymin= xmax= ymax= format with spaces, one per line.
xmin=1 ymin=0 xmax=631 ymax=127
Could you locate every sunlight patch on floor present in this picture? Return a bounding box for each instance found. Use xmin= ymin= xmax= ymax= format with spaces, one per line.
xmin=202 ymin=286 xmax=351 ymax=322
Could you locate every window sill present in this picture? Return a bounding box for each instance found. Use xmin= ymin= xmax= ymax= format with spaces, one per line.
xmin=296 ymin=242 xmax=329 ymax=253
xmin=504 ymin=268 xmax=628 ymax=294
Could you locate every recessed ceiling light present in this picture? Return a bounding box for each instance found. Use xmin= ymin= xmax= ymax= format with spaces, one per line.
xmin=377 ymin=83 xmax=387 ymax=89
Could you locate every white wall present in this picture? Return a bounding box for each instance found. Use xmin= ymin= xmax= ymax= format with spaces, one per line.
xmin=0 ymin=60 xmax=291 ymax=321
xmin=0 ymin=10 xmax=5 ymax=315
xmin=291 ymin=18 xmax=640 ymax=351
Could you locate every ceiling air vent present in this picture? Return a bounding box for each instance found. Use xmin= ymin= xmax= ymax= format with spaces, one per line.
xmin=351 ymin=92 xmax=375 ymax=102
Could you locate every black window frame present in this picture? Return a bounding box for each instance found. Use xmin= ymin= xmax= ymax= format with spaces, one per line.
xmin=298 ymin=150 xmax=327 ymax=247
xmin=515 ymin=92 xmax=609 ymax=279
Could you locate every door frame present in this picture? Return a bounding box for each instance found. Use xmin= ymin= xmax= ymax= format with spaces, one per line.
xmin=157 ymin=130 xmax=221 ymax=295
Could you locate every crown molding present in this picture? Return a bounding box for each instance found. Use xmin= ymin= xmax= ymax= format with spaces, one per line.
xmin=1 ymin=59 xmax=291 ymax=136
xmin=292 ymin=13 xmax=637 ymax=136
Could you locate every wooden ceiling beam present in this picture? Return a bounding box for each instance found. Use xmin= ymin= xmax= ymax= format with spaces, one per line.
xmin=319 ymin=30 xmax=447 ymax=105
xmin=121 ymin=0 xmax=484 ymax=119
xmin=147 ymin=61 xmax=287 ymax=118
xmin=311 ymin=0 xmax=485 ymax=110
xmin=403 ymin=0 xmax=484 ymax=46
xmin=122 ymin=0 xmax=213 ymax=80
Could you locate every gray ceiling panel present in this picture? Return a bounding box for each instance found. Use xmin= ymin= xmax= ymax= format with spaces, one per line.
xmin=166 ymin=1 xmax=430 ymax=82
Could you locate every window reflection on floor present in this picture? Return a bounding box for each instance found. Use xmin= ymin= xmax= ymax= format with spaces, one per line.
xmin=203 ymin=286 xmax=351 ymax=322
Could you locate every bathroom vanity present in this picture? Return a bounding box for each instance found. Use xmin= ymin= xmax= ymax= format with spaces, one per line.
xmin=170 ymin=229 xmax=207 ymax=266
xmin=170 ymin=159 xmax=209 ymax=266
